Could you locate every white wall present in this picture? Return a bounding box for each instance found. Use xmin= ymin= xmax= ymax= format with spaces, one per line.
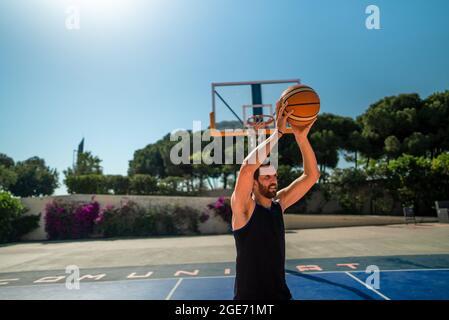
xmin=20 ymin=194 xmax=229 ymax=241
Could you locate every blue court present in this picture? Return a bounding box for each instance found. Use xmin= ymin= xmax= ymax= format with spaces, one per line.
xmin=1 ymin=254 xmax=448 ymax=300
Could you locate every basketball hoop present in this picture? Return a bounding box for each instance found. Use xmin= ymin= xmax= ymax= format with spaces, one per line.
xmin=246 ymin=114 xmax=275 ymax=129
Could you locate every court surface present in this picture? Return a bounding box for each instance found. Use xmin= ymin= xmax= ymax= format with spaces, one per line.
xmin=1 ymin=254 xmax=448 ymax=300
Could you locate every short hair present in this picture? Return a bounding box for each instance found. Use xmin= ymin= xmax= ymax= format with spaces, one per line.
xmin=253 ymin=163 xmax=271 ymax=181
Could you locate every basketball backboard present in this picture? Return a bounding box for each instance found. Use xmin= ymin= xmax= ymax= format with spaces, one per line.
xmin=209 ymin=79 xmax=300 ymax=137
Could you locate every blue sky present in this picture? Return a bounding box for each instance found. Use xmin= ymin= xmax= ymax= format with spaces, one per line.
xmin=1 ymin=0 xmax=449 ymax=195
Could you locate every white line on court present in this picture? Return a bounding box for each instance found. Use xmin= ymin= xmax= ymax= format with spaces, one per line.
xmin=0 ymin=279 xmax=19 ymax=285
xmin=287 ymin=267 xmax=449 ymax=275
xmin=360 ymin=268 xmax=449 ymax=273
xmin=344 ymin=272 xmax=390 ymax=300
xmin=165 ymin=278 xmax=183 ymax=300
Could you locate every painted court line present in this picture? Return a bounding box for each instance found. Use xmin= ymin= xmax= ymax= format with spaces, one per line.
xmin=344 ymin=272 xmax=390 ymax=300
xmin=364 ymin=268 xmax=449 ymax=273
xmin=0 ymin=279 xmax=19 ymax=286
xmin=1 ymin=268 xmax=449 ymax=289
xmin=289 ymin=267 xmax=449 ymax=275
xmin=0 ymin=276 xmax=179 ymax=289
xmin=165 ymin=278 xmax=183 ymax=300
xmin=0 ymin=275 xmax=235 ymax=289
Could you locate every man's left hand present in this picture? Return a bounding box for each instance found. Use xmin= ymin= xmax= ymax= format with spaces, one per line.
xmin=291 ymin=117 xmax=318 ymax=141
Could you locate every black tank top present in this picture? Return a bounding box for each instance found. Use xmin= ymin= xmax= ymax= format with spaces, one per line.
xmin=233 ymin=200 xmax=292 ymax=300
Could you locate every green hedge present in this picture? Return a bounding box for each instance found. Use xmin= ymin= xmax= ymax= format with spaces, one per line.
xmin=129 ymin=174 xmax=158 ymax=195
xmin=0 ymin=191 xmax=40 ymax=243
xmin=65 ymin=174 xmax=108 ymax=194
xmin=64 ymin=174 xmax=194 ymax=196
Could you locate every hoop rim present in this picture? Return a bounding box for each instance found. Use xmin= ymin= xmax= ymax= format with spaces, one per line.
xmin=246 ymin=114 xmax=275 ymax=128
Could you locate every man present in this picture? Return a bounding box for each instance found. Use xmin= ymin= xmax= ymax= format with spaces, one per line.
xmin=231 ymin=101 xmax=320 ymax=300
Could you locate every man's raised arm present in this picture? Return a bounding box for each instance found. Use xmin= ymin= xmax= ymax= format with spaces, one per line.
xmin=231 ymin=103 xmax=293 ymax=214
xmin=277 ymin=118 xmax=320 ymax=212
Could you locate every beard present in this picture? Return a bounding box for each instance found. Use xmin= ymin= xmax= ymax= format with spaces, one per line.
xmin=258 ymin=183 xmax=277 ymax=199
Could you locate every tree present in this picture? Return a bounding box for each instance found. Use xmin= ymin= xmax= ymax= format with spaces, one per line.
xmin=128 ymin=143 xmax=165 ymax=177
xmin=279 ymin=113 xmax=359 ymax=180
xmin=0 ymin=165 xmax=17 ymax=192
xmin=64 ymin=151 xmax=103 ymax=182
xmin=221 ymin=164 xmax=236 ymax=189
xmin=0 ymin=167 xmax=17 ymax=190
xmin=365 ymin=153 xmax=449 ymax=216
xmin=419 ymin=90 xmax=449 ymax=158
xmin=75 ymin=151 xmax=103 ymax=175
xmin=327 ymin=168 xmax=369 ymax=214
xmin=403 ymin=132 xmax=432 ymax=157
xmin=9 ymin=157 xmax=59 ymax=197
xmin=384 ymin=135 xmax=401 ymax=159
xmin=309 ymin=129 xmax=339 ymax=183
xmin=345 ymin=130 xmax=367 ymax=168
xmin=0 ymin=153 xmax=15 ymax=168
xmin=356 ymin=93 xmax=424 ymax=162
xmin=0 ymin=154 xmax=17 ymax=191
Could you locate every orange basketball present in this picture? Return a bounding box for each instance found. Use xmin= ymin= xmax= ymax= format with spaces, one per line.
xmin=280 ymin=84 xmax=320 ymax=126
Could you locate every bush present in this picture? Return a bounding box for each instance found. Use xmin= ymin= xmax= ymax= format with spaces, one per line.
xmin=157 ymin=176 xmax=185 ymax=195
xmin=207 ymin=196 xmax=232 ymax=230
xmin=45 ymin=200 xmax=76 ymax=240
xmin=95 ymin=200 xmax=201 ymax=237
xmin=133 ymin=208 xmax=157 ymax=236
xmin=327 ymin=168 xmax=369 ymax=214
xmin=42 ymin=197 xmax=210 ymax=239
xmin=45 ymin=198 xmax=100 ymax=240
xmin=10 ymin=214 xmax=41 ymax=241
xmin=366 ymin=153 xmax=449 ymax=215
xmin=95 ymin=200 xmax=146 ymax=237
xmin=0 ymin=191 xmax=39 ymax=243
xmin=170 ymin=205 xmax=199 ymax=235
xmin=152 ymin=205 xmax=177 ymax=235
xmin=285 ymin=183 xmax=324 ymax=214
xmin=72 ymin=201 xmax=100 ymax=238
xmin=106 ymin=175 xmax=130 ymax=195
xmin=65 ymin=174 xmax=108 ymax=194
xmin=129 ymin=175 xmax=158 ymax=195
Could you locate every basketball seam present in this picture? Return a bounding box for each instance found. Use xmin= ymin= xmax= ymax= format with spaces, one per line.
xmin=286 ymin=102 xmax=320 ymax=107
xmin=282 ymin=87 xmax=318 ymax=102
xmin=288 ymin=113 xmax=318 ymax=121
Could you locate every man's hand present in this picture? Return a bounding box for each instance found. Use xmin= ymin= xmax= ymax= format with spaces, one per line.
xmin=275 ymin=99 xmax=294 ymax=133
xmin=291 ymin=117 xmax=318 ymax=142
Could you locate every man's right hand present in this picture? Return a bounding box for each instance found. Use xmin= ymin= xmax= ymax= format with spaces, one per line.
xmin=275 ymin=99 xmax=294 ymax=133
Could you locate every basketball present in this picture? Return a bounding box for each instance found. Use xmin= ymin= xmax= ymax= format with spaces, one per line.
xmin=280 ymin=84 xmax=320 ymax=126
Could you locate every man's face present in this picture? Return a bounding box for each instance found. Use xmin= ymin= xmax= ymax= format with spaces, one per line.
xmin=256 ymin=166 xmax=278 ymax=199
xmin=255 ymin=173 xmax=278 ymax=199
